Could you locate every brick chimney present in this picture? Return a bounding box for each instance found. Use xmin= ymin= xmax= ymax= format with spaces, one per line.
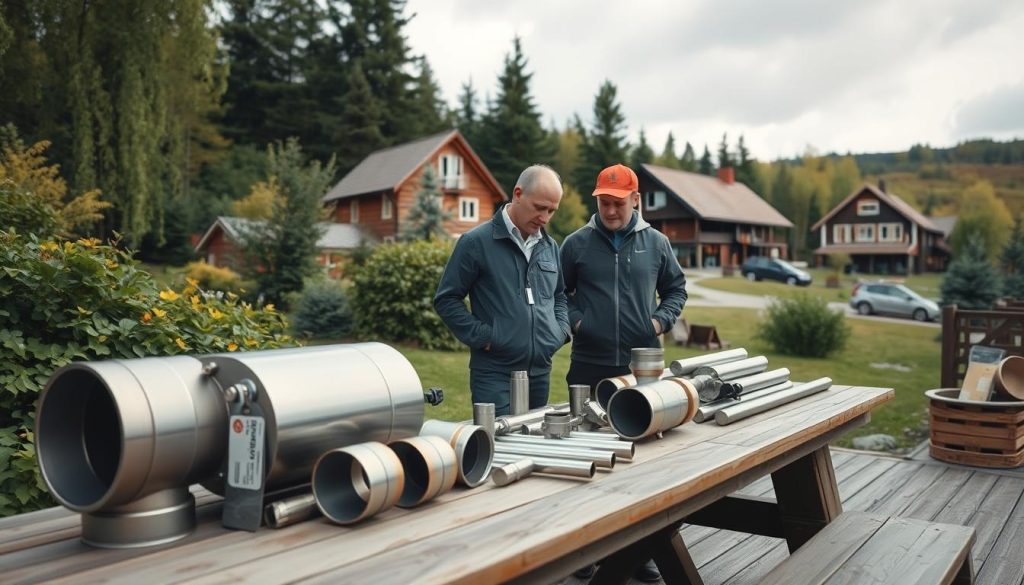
xmin=878 ymin=179 xmax=887 ymax=193
xmin=717 ymin=167 xmax=735 ymax=185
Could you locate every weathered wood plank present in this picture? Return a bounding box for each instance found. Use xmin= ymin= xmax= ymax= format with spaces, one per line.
xmin=957 ymin=476 xmax=1024 ymax=572
xmin=975 ymin=488 xmax=1024 ymax=585
xmin=771 ymin=447 xmax=843 ymax=551
xmin=760 ymin=511 xmax=886 ymax=585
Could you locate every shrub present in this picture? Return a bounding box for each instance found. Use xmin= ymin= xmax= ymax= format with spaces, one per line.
xmin=185 ymin=260 xmax=247 ymax=294
xmin=292 ymin=280 xmax=354 ymax=340
xmin=756 ymin=294 xmax=850 ymax=357
xmin=349 ymin=240 xmax=461 ymax=350
xmin=0 ymin=232 xmax=293 ymax=516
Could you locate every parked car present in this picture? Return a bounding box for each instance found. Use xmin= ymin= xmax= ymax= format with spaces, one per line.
xmin=740 ymin=256 xmax=812 ymax=286
xmin=849 ymin=281 xmax=939 ymax=321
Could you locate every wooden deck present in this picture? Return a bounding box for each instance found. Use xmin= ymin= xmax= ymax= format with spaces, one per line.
xmin=565 ymin=448 xmax=1024 ymax=585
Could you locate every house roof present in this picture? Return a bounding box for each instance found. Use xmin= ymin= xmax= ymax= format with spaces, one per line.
xmin=639 ymin=164 xmax=794 ymax=228
xmin=322 ymin=129 xmax=506 ymax=203
xmin=813 ymin=243 xmax=914 ymax=255
xmin=811 ymin=184 xmax=942 ymax=233
xmin=194 ymin=216 xmax=373 ymax=253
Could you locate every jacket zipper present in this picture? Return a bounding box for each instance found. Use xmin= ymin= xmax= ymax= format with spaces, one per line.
xmin=614 ymin=252 xmax=620 ymax=366
xmin=526 ymin=247 xmax=536 ymax=373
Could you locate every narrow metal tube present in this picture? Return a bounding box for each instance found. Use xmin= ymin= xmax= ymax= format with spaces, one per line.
xmin=694 ymin=381 xmax=793 ymax=423
xmin=494 ymin=406 xmax=555 ymax=435
xmin=569 ymin=385 xmax=590 ymax=416
xmin=312 ymin=442 xmax=405 ymax=525
xmin=669 ymin=348 xmax=749 ymax=376
xmin=265 ymin=493 xmax=318 ymax=529
xmin=607 ymin=378 xmax=699 ymax=440
xmin=419 ymin=420 xmax=494 ymax=488
xmin=520 ymin=421 xmax=544 ymax=435
xmin=569 ymin=431 xmax=621 ymax=441
xmin=473 ymin=403 xmax=496 ymax=445
xmin=692 ymin=356 xmax=769 ymax=381
xmin=714 ymin=378 xmax=833 ymax=425
xmin=492 ymin=454 xmax=595 ymax=479
xmin=583 ymin=400 xmax=609 ymax=427
xmin=494 ymin=442 xmax=616 ymax=468
xmin=491 ymin=459 xmax=535 ymax=487
xmin=495 ymin=434 xmax=634 ymax=460
xmin=630 ymin=347 xmax=665 ymax=384
xmin=727 ymin=368 xmax=791 ymax=394
xmin=388 ymin=435 xmax=458 ymax=508
xmin=510 ymin=371 xmax=529 ymax=415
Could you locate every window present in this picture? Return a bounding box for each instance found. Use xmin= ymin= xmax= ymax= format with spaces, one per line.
xmin=459 ymin=197 xmax=479 ymax=222
xmin=855 ymin=224 xmax=875 ymax=242
xmin=832 ymin=224 xmax=852 ymax=244
xmin=879 ymin=223 xmax=903 ymax=242
xmin=857 ymin=199 xmax=880 ymax=216
xmin=350 ymin=200 xmax=360 ymax=224
xmin=439 ymin=155 xmax=464 ymax=189
xmin=381 ymin=195 xmax=393 ymax=219
xmin=644 ymin=191 xmax=666 ymax=210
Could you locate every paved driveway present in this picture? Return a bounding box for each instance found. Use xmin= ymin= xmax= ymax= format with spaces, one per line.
xmin=684 ymin=269 xmax=940 ymax=329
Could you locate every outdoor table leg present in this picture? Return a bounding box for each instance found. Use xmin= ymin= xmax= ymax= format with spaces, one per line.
xmin=590 ymin=521 xmax=704 ymax=585
xmin=769 ymin=445 xmax=842 ymax=552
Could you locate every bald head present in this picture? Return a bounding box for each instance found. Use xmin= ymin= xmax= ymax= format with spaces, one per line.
xmin=508 ymin=165 xmax=563 ymax=236
xmin=515 ymin=165 xmax=562 ymax=197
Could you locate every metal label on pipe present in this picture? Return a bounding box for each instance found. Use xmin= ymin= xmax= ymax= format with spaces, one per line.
xmin=223 ymin=383 xmax=268 ymax=532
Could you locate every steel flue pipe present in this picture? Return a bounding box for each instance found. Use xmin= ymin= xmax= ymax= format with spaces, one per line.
xmin=630 ymin=347 xmax=665 ymax=384
xmin=265 ymin=493 xmax=318 ymax=529
xmin=693 ymin=381 xmax=793 ymax=423
xmin=692 ymin=356 xmax=769 ymax=381
xmin=607 ymin=378 xmax=699 ymax=440
xmin=569 ymin=385 xmax=590 ymax=416
xmin=491 ymin=459 xmax=535 ymax=487
xmin=473 ymin=403 xmax=496 ymax=445
xmin=313 ymin=442 xmax=404 ymax=525
xmin=389 ymin=435 xmax=458 ymax=507
xmin=669 ymin=348 xmax=749 ymax=376
xmin=493 ymin=442 xmax=616 ymax=468
xmin=727 ymin=368 xmax=791 ymax=394
xmin=510 ymin=371 xmax=529 ymax=415
xmin=491 ymin=454 xmax=596 ymax=479
xmin=419 ymin=420 xmax=494 ymax=487
xmin=494 ymin=406 xmax=556 ymax=435
xmin=714 ymin=378 xmax=833 ymax=425
xmin=494 ymin=434 xmax=635 ymax=461
xmin=594 ymin=369 xmax=675 ymax=408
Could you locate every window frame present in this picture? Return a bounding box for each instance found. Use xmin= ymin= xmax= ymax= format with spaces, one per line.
xmin=832 ymin=223 xmax=852 ymax=244
xmin=350 ymin=199 xmax=360 ymax=224
xmin=857 ymin=199 xmax=880 ymax=216
xmin=855 ymin=223 xmax=875 ymax=242
xmin=878 ymin=222 xmax=903 ymax=242
xmin=381 ymin=195 xmax=393 ymax=220
xmin=458 ymin=196 xmax=479 ymax=223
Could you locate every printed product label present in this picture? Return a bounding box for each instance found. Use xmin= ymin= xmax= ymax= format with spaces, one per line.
xmin=227 ymin=415 xmax=265 ymax=490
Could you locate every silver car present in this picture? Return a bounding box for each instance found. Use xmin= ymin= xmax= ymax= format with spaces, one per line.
xmin=849 ymin=281 xmax=940 ymax=321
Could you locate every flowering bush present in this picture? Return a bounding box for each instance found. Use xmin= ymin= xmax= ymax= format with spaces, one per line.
xmin=0 ymin=231 xmax=293 ymax=515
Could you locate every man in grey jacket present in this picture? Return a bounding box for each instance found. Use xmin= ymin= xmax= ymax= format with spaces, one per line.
xmin=562 ymin=163 xmax=686 ymax=581
xmin=434 ymin=165 xmax=571 ymax=416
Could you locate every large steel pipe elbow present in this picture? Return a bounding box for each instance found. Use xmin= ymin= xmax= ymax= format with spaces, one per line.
xmin=607 ymin=378 xmax=699 ymax=440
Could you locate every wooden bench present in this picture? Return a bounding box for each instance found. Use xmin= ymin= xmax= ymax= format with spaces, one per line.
xmin=686 ymin=324 xmax=729 ymax=350
xmin=670 ymin=318 xmax=690 ymax=345
xmin=761 ymin=511 xmax=975 ymax=585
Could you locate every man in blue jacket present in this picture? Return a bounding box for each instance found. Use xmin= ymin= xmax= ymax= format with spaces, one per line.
xmin=561 ymin=163 xmax=687 ymax=582
xmin=434 ymin=165 xmax=571 ymax=416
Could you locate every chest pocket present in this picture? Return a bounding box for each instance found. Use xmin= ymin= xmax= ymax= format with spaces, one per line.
xmin=534 ymin=260 xmax=559 ymax=299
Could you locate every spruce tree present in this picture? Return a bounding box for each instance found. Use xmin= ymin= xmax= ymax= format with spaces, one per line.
xmin=455 ymin=79 xmax=481 ymax=146
xmin=698 ymin=145 xmax=714 ymax=175
xmin=630 ymin=128 xmax=655 ymax=169
xmin=401 ymin=165 xmax=452 ymax=241
xmin=735 ymin=134 xmax=755 ymax=186
xmin=407 ymin=57 xmax=448 ymax=137
xmin=717 ymin=132 xmax=733 ymax=169
xmin=1002 ymin=218 xmax=1024 ymax=299
xmin=655 ymin=132 xmax=681 ymax=169
xmin=680 ymin=142 xmax=697 ymax=171
xmin=941 ymin=235 xmax=1002 ymax=309
xmin=334 ymin=61 xmax=385 ymax=173
xmin=575 ymin=80 xmax=628 ymax=210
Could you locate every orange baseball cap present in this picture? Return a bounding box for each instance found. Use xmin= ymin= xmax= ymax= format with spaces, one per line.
xmin=592 ymin=163 xmax=639 ymax=198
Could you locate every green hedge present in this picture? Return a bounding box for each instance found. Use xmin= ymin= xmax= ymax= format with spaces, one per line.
xmin=756 ymin=294 xmax=850 ymax=358
xmin=0 ymin=232 xmax=293 ymax=515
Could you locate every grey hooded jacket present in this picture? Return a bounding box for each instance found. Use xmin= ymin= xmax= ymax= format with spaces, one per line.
xmin=434 ymin=210 xmax=571 ymax=374
xmin=560 ymin=212 xmax=687 ymax=367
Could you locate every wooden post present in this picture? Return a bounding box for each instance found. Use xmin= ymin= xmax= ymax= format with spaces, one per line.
xmin=590 ymin=522 xmax=703 ymax=585
xmin=770 ymin=446 xmax=842 ymax=552
xmin=941 ymin=304 xmax=957 ymax=389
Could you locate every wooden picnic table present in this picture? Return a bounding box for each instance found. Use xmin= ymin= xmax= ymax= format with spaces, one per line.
xmin=0 ymin=384 xmax=892 ymax=584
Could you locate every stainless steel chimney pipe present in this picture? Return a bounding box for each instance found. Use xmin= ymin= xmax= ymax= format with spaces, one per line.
xmin=419 ymin=420 xmax=494 ymax=487
xmin=313 ymin=442 xmax=404 ymax=525
xmin=265 ymin=493 xmax=319 ymax=529
xmin=493 ymin=441 xmax=616 ymax=468
xmin=691 ymin=356 xmax=769 ymax=381
xmin=668 ymin=348 xmax=748 ymax=376
xmin=389 ymin=435 xmax=458 ymax=507
xmin=594 ymin=369 xmax=674 ymax=408
xmin=510 ymin=371 xmax=529 ymax=415
xmin=491 ymin=459 xmax=535 ymax=486
xmin=607 ymin=377 xmax=699 ymax=440
xmin=714 ymin=378 xmax=832 ymax=425
xmin=693 ymin=381 xmax=794 ymax=423
xmin=630 ymin=347 xmax=665 ymax=384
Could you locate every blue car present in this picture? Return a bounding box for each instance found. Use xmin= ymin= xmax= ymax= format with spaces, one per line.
xmin=740 ymin=256 xmax=812 ymax=286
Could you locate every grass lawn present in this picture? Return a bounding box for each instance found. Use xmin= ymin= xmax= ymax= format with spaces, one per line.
xmin=398 ymin=305 xmax=939 ymax=451
xmin=697 ymin=268 xmax=944 ymax=304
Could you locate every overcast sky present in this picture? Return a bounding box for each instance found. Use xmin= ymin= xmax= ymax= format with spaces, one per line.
xmin=404 ymin=0 xmax=1024 ymax=161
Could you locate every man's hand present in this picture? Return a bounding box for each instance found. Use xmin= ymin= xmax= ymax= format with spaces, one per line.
xmin=651 ymin=319 xmax=662 ymax=335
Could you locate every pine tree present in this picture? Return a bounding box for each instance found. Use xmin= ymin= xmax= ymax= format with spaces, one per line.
xmin=455 ymin=79 xmax=481 ymax=146
xmin=717 ymin=132 xmax=733 ymax=169
xmin=334 ymin=61 xmax=386 ymax=173
xmin=655 ymin=132 xmax=681 ymax=169
xmin=546 ymin=184 xmax=589 ymax=243
xmin=941 ymin=235 xmax=1002 ymax=309
xmin=1002 ymin=218 xmax=1024 ymax=299
xmin=401 ymin=165 xmax=452 ymax=241
xmin=476 ymin=36 xmax=552 ymax=192
xmin=698 ymin=145 xmax=714 ymax=175
xmin=735 ymin=134 xmax=755 ymax=186
xmin=407 ymin=57 xmax=448 ymax=137
xmin=576 ymin=80 xmax=628 ymax=209
xmin=680 ymin=142 xmax=697 ymax=171
xmin=630 ymin=128 xmax=655 ymax=169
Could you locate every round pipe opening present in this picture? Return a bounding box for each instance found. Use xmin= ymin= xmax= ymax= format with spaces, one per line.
xmin=313 ymin=451 xmax=372 ymax=524
xmin=390 ymin=442 xmax=429 ymax=507
xmin=37 ymin=369 xmax=123 ymax=510
xmin=460 ymin=427 xmax=492 ymax=487
xmin=595 ymin=378 xmax=624 ymax=409
xmin=608 ymin=388 xmax=652 ymax=440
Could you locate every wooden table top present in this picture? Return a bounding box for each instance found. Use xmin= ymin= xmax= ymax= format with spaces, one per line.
xmin=0 ymin=384 xmax=892 ymax=585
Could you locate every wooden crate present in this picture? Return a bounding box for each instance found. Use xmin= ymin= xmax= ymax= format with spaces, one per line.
xmin=927 ymin=388 xmax=1024 ymax=468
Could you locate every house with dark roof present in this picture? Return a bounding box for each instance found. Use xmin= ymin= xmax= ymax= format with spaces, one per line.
xmin=811 ymin=182 xmax=951 ymax=274
xmin=637 ymin=165 xmax=793 ymax=268
xmin=322 ymin=129 xmax=507 ymax=241
xmin=194 ymin=216 xmax=370 ymax=279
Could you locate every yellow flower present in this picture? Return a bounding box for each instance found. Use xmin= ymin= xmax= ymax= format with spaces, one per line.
xmin=186 ymin=277 xmax=199 ymax=288
xmin=208 ymin=307 xmax=224 ymax=320
xmin=141 ymin=312 xmax=153 ymax=323
xmin=152 ymin=308 xmax=167 ymax=319
xmin=77 ymin=237 xmax=100 ymax=248
xmin=190 ymin=295 xmax=201 ymax=307
xmin=76 ymin=306 xmax=90 ymax=315
xmin=227 ymin=342 xmax=239 ymax=352
xmin=264 ymin=304 xmax=276 ymax=313
xmin=159 ymin=289 xmax=180 ymax=302
xmin=227 ymin=291 xmax=238 ymax=300
xmin=39 ymin=241 xmax=59 ymax=253
xmin=175 ymin=338 xmax=188 ymax=350
xmin=62 ymin=241 xmax=76 ymax=253
xmin=244 ymin=338 xmax=258 ymax=348
xmin=105 ymin=259 xmax=119 ymax=270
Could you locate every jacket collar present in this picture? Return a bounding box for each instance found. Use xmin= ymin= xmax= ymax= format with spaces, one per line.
xmin=491 ymin=203 xmax=552 ymax=243
xmin=584 ymin=210 xmax=650 ymax=233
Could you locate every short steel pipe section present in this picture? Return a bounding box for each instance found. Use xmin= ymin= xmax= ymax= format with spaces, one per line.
xmin=594 ymin=369 xmax=674 ymax=408
xmin=692 ymin=356 xmax=769 ymax=381
xmin=313 ymin=442 xmax=404 ymax=525
xmin=630 ymin=347 xmax=666 ymax=384
xmin=669 ymin=348 xmax=749 ymax=376
xmin=607 ymin=377 xmax=699 ymax=440
xmin=265 ymin=493 xmax=318 ymax=529
xmin=491 ymin=459 xmax=535 ymax=487
xmin=419 ymin=420 xmax=494 ymax=487
xmin=388 ymin=435 xmax=458 ymax=507
xmin=491 ymin=454 xmax=595 ymax=479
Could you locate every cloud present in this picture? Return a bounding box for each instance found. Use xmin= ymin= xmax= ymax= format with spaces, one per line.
xmin=954 ymin=83 xmax=1024 ymax=140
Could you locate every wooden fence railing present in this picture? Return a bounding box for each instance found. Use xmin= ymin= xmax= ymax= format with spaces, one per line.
xmin=941 ymin=304 xmax=1024 ymax=389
